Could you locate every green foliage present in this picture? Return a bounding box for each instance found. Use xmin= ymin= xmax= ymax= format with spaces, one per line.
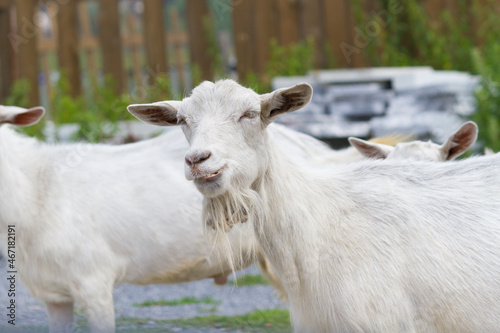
xmin=243 ymin=72 xmax=266 ymax=94
xmin=351 ymin=0 xmax=500 ymax=150
xmin=267 ymin=37 xmax=315 ymax=80
xmin=191 ymin=63 xmax=203 ymax=87
xmin=242 ymin=37 xmax=316 ymax=93
xmin=144 ymin=73 xmax=172 ymax=103
xmin=468 ymin=2 xmax=500 ymax=152
xmin=5 ymin=79 xmax=31 ymax=108
xmin=133 ymin=297 xmax=220 ymax=307
xmin=472 ymin=46 xmax=500 ymax=152
xmin=4 ymin=73 xmax=171 ymax=143
xmin=49 ymin=74 xmax=127 ymax=142
xmin=352 ymin=0 xmax=471 ymax=70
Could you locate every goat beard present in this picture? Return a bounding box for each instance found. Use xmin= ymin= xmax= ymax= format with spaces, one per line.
xmin=201 ymin=186 xmax=266 ymax=277
xmin=202 ymin=187 xmax=263 ymax=232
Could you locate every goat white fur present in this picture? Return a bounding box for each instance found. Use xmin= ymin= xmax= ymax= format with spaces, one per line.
xmin=0 ymin=106 xmax=267 ymax=333
xmin=272 ymin=124 xmax=411 ymax=166
xmin=128 ymin=80 xmax=500 ymax=333
xmin=348 ymin=121 xmax=478 ymax=161
xmin=0 ymin=104 xmax=359 ymax=332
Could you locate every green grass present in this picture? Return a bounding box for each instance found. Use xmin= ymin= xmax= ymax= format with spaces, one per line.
xmin=133 ymin=296 xmax=220 ymax=307
xmin=167 ymin=309 xmax=291 ymax=332
xmin=10 ymin=309 xmax=291 ymax=333
xmin=229 ymin=274 xmax=269 ymax=286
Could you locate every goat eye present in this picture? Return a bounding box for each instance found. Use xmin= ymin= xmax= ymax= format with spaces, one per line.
xmin=177 ymin=117 xmax=186 ymax=125
xmin=240 ymin=111 xmax=258 ymax=121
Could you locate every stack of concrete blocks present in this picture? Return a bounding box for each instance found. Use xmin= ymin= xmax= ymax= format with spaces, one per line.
xmin=272 ymin=67 xmax=479 ymax=144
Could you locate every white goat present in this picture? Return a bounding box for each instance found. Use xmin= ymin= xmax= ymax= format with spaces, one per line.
xmin=0 ymin=105 xmax=265 ymax=333
xmin=272 ymin=123 xmax=411 ymax=166
xmin=128 ymin=80 xmax=500 ymax=333
xmin=0 ymin=104 xmax=363 ymax=332
xmin=348 ymin=121 xmax=478 ymax=161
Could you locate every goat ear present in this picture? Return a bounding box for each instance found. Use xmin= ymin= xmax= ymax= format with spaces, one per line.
xmin=348 ymin=137 xmax=393 ymax=159
xmin=127 ymin=101 xmax=181 ymax=126
xmin=0 ymin=106 xmax=45 ymax=126
xmin=440 ymin=121 xmax=478 ymax=160
xmin=260 ymin=83 xmax=313 ymax=125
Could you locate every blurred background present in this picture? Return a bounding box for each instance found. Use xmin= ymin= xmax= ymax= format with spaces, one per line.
xmin=1 ymin=1 xmax=499 ymax=331
xmin=0 ymin=0 xmax=499 ymax=149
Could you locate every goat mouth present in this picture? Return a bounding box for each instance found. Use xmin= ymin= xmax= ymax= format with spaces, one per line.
xmin=195 ymin=166 xmax=225 ymax=182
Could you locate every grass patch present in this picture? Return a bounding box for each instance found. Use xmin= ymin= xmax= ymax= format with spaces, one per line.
xmin=133 ymin=296 xmax=220 ymax=307
xmin=16 ymin=309 xmax=291 ymax=333
xmin=168 ymin=309 xmax=291 ymax=332
xmin=0 ymin=328 xmax=49 ymax=333
xmin=229 ymin=274 xmax=269 ymax=286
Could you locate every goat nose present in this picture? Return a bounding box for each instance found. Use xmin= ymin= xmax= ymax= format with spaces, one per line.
xmin=185 ymin=150 xmax=212 ymax=167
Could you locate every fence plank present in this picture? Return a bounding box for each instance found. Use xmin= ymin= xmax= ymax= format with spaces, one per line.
xmin=253 ymin=0 xmax=275 ymax=77
xmin=342 ymin=0 xmax=366 ymax=68
xmin=300 ymin=0 xmax=325 ymax=68
xmin=186 ymin=0 xmax=213 ymax=81
xmin=232 ymin=0 xmax=254 ymax=80
xmin=57 ymin=0 xmax=80 ymax=96
xmin=38 ymin=3 xmax=57 ymax=101
xmin=98 ymin=0 xmax=124 ymax=94
xmin=0 ymin=4 xmax=13 ymax=102
xmin=143 ymin=0 xmax=167 ymax=84
xmin=78 ymin=1 xmax=98 ymax=81
xmin=0 ymin=0 xmax=12 ymax=8
xmin=323 ymin=0 xmax=351 ymax=68
xmin=15 ymin=0 xmax=39 ymax=105
xmin=126 ymin=13 xmax=143 ymax=92
xmin=276 ymin=0 xmax=300 ymax=46
xmin=171 ymin=9 xmax=186 ymax=92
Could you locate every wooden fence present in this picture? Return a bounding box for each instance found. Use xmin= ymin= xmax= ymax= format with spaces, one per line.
xmin=0 ymin=0 xmax=208 ymax=106
xmin=0 ymin=0 xmax=489 ymax=107
xmin=231 ymin=0 xmax=484 ymax=80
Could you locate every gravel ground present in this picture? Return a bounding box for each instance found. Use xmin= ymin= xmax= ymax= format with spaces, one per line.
xmin=0 ymin=259 xmax=287 ymax=332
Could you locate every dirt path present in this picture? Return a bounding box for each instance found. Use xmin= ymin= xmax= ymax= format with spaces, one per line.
xmin=0 ymin=262 xmax=287 ymax=332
